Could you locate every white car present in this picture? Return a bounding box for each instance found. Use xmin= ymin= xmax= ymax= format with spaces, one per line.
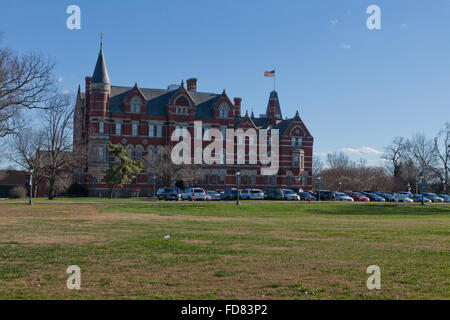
xmin=282 ymin=189 xmax=301 ymax=200
xmin=335 ymin=192 xmax=354 ymax=201
xmin=182 ymin=188 xmax=206 ymax=200
xmin=205 ymin=190 xmax=221 ymax=201
xmin=241 ymin=189 xmax=264 ymax=200
xmin=396 ymin=192 xmax=414 ymax=202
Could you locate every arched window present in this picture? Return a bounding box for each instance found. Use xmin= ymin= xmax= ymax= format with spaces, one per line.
xmin=135 ymin=146 xmax=143 ymax=161
xmin=156 ymin=146 xmax=163 ymax=163
xmin=174 ymin=96 xmax=190 ymax=106
xmin=126 ymin=145 xmax=134 ymax=159
xmin=147 ymin=147 xmax=154 ymax=164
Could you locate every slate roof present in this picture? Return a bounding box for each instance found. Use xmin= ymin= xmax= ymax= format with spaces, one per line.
xmin=91 ymin=45 xmax=110 ymax=84
xmin=108 ymin=85 xmax=220 ymax=117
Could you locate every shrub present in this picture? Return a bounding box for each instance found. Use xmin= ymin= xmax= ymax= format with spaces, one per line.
xmin=10 ymin=186 xmax=27 ymax=199
xmin=66 ymin=183 xmax=88 ymax=197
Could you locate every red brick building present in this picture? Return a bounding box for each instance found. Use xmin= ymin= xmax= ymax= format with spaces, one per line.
xmin=73 ymin=44 xmax=314 ymax=197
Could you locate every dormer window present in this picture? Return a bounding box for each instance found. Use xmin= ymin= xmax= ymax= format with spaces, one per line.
xmin=129 ymin=96 xmax=142 ymax=113
xmin=131 ymin=104 xmax=140 ymax=113
xmin=218 ymin=102 xmax=230 ymax=118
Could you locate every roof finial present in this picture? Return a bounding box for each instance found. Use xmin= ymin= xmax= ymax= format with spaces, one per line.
xmin=181 ymin=80 xmax=184 ymax=87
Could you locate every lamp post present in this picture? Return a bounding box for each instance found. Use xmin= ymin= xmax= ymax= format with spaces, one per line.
xmin=28 ymin=165 xmax=34 ymax=205
xmin=153 ymin=176 xmax=156 ymax=198
xmin=419 ymin=171 xmax=424 ymax=206
xmin=415 ymin=178 xmax=419 ymax=195
xmin=338 ymin=180 xmax=342 ymax=192
xmin=236 ymin=169 xmax=241 ymax=205
xmin=317 ymin=172 xmax=322 ymax=202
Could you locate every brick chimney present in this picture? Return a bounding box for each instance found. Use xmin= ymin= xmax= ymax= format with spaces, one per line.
xmin=186 ymin=78 xmax=197 ymax=92
xmin=234 ymin=97 xmax=242 ymax=117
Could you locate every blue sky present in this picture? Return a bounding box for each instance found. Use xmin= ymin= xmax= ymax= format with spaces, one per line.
xmin=1 ymin=0 xmax=450 ymax=167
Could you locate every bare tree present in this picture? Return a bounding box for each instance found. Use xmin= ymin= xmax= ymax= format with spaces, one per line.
xmin=433 ymin=122 xmax=449 ymax=190
xmin=406 ymin=133 xmax=437 ymax=180
xmin=145 ymin=146 xmax=202 ymax=188
xmin=326 ymin=152 xmax=351 ymax=169
xmin=39 ymin=94 xmax=84 ymax=199
xmin=382 ymin=136 xmax=406 ymax=176
xmin=7 ymin=126 xmax=46 ymax=197
xmin=0 ymin=47 xmax=55 ymax=139
xmin=312 ymin=155 xmax=324 ymax=188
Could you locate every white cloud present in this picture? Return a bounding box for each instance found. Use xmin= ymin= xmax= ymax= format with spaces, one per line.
xmin=57 ymin=77 xmax=63 ymax=83
xmin=340 ymin=146 xmax=383 ymax=156
xmin=314 ymin=152 xmax=333 ymax=157
xmin=330 ymin=19 xmax=339 ymax=25
xmin=340 ymin=43 xmax=351 ymax=49
xmin=401 ymin=23 xmax=408 ymax=28
xmin=63 ymin=90 xmax=71 ymax=95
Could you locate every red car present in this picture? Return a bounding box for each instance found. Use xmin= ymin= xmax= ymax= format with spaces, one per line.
xmin=345 ymin=191 xmax=370 ymax=202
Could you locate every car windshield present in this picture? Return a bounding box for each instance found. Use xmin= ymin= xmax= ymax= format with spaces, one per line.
xmin=336 ymin=193 xmax=346 ymax=196
xmin=207 ymin=191 xmax=217 ymax=195
xmin=251 ymin=190 xmax=262 ymax=194
xmin=165 ymin=188 xmax=176 ymax=192
xmin=283 ymin=190 xmax=294 ymax=194
xmin=194 ymin=189 xmax=204 ymax=193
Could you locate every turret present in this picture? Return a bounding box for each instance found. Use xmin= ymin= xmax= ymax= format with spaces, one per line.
xmin=89 ymin=41 xmax=111 ymax=116
xmin=266 ymin=90 xmax=282 ymax=125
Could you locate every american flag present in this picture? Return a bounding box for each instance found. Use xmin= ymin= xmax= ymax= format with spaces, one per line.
xmin=264 ymin=70 xmax=275 ymax=77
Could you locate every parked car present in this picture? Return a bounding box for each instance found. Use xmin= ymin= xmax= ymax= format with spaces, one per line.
xmin=298 ymin=191 xmax=317 ymax=201
xmin=282 ymin=189 xmax=300 ymax=200
xmin=205 ymin=190 xmax=221 ymax=201
xmin=335 ymin=192 xmax=354 ymax=201
xmin=241 ymin=189 xmax=265 ymax=200
xmin=313 ymin=190 xmax=337 ymax=201
xmin=156 ymin=188 xmax=180 ymax=201
xmin=375 ymin=192 xmax=396 ymax=202
xmin=182 ymin=188 xmax=206 ymax=200
xmin=362 ymin=192 xmax=386 ymax=202
xmin=221 ymin=189 xmax=242 ymax=200
xmin=422 ymin=193 xmax=444 ymax=203
xmin=410 ymin=194 xmax=432 ymax=203
xmin=438 ymin=194 xmax=450 ymax=203
xmin=345 ymin=191 xmax=370 ymax=202
xmin=396 ymin=192 xmax=414 ymax=201
xmin=264 ymin=188 xmax=284 ymax=200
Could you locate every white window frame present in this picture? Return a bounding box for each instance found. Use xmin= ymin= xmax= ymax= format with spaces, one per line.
xmin=132 ymin=123 xmax=138 ymax=137
xmin=116 ymin=123 xmax=121 ymax=136
xmin=156 ymin=125 xmax=162 ymax=137
xmin=99 ymin=121 xmax=104 ymax=134
xmin=149 ymin=124 xmax=154 ymax=137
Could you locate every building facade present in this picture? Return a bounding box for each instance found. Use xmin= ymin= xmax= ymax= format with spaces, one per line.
xmin=73 ymin=45 xmax=314 ymax=197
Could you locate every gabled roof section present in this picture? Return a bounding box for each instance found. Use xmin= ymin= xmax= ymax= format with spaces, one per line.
xmin=236 ymin=111 xmax=258 ymax=129
xmin=91 ymin=43 xmax=110 ymax=84
xmin=169 ymin=84 xmax=196 ymax=106
xmin=108 ymin=85 xmax=219 ymax=116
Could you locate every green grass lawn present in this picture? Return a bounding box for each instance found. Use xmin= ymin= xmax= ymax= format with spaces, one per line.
xmin=0 ymin=202 xmax=448 ymax=299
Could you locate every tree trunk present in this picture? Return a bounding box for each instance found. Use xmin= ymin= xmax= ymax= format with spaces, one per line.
xmin=48 ymin=176 xmax=55 ymax=200
xmin=110 ymin=184 xmax=116 ymax=199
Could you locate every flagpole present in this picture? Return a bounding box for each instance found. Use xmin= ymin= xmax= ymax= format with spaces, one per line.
xmin=274 ymin=69 xmax=276 ymax=91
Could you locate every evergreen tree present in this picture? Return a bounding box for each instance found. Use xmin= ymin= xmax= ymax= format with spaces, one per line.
xmin=104 ymin=143 xmax=144 ymax=198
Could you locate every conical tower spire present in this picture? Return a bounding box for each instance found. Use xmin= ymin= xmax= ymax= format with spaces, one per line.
xmin=92 ymin=39 xmax=110 ymax=84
